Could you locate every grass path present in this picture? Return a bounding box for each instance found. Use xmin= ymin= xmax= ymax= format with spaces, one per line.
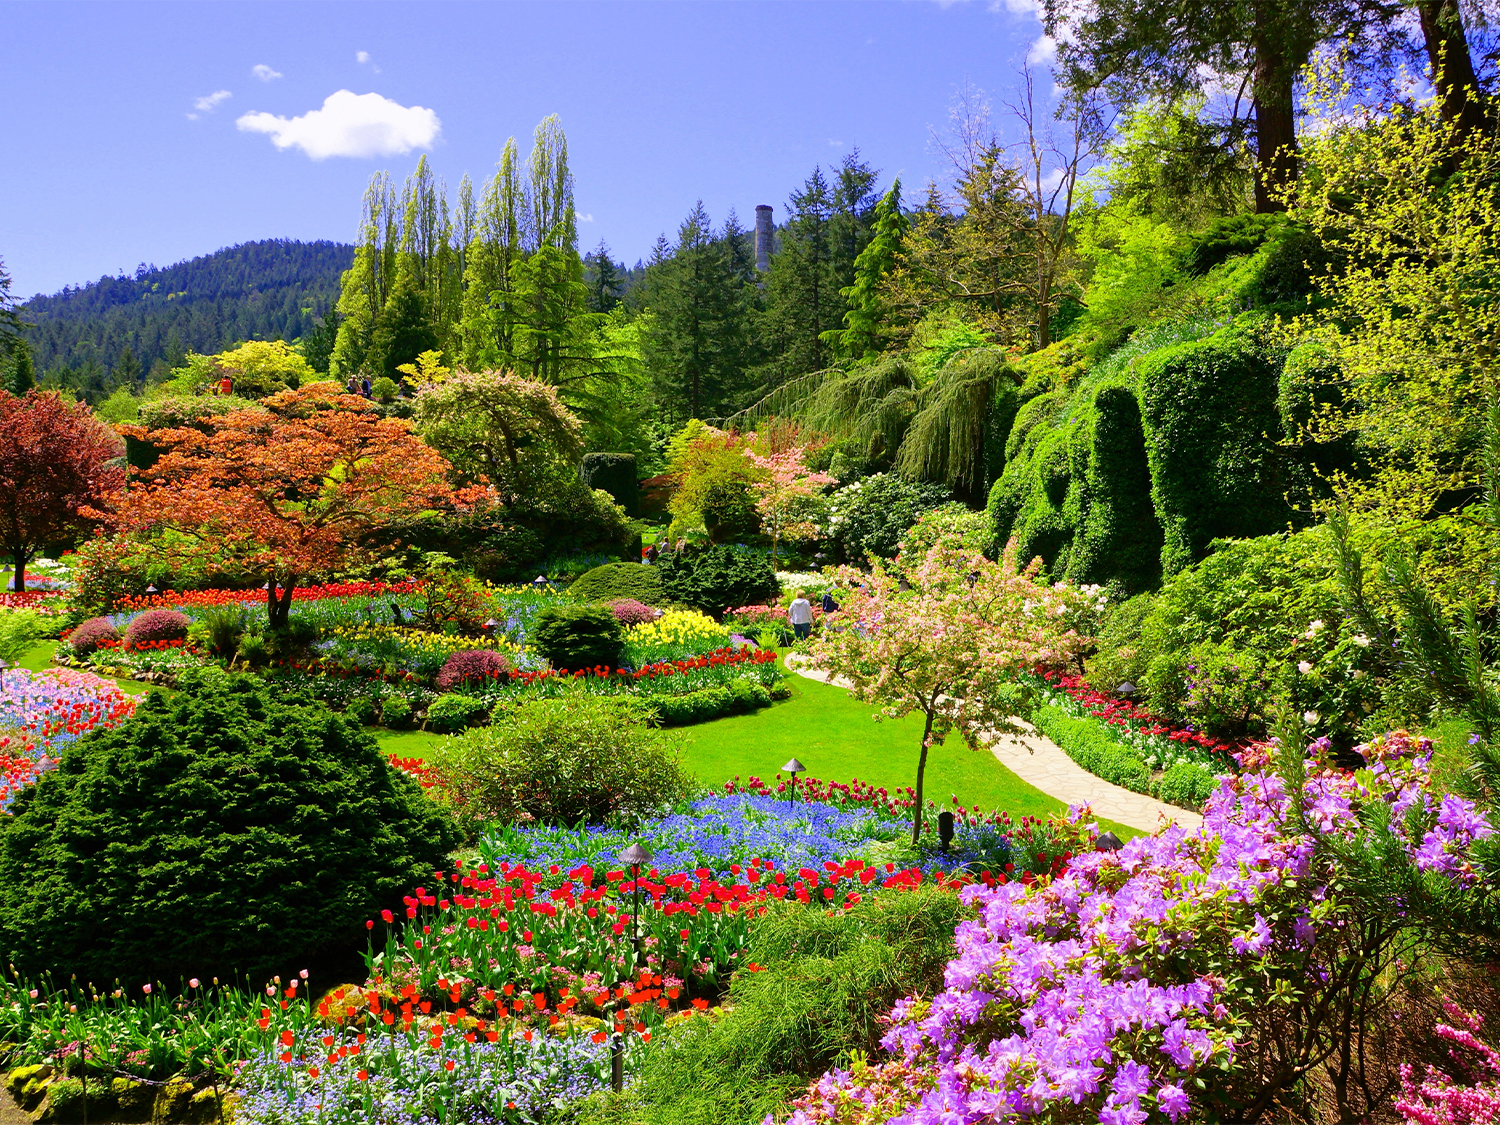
xmin=17 ymin=640 xmax=152 ymax=694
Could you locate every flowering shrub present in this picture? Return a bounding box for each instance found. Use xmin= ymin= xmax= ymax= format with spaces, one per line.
xmin=783 ymin=730 xmax=1495 ymax=1125
xmin=122 ymin=609 xmax=191 ymax=647
xmin=607 ymin=597 xmax=659 ymax=626
xmin=309 ymin=625 xmax=529 ymax=681
xmin=625 ymin=609 xmax=732 ymax=665
xmin=66 ymin=616 xmax=119 ymax=656
xmin=1397 ymin=999 xmax=1500 ymax=1125
xmin=434 ymin=649 xmax=512 ymax=691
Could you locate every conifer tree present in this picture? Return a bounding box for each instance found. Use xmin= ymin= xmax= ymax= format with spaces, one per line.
xmin=828 ymin=179 xmax=907 ymax=362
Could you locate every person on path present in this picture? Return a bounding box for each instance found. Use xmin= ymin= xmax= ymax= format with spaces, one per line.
xmin=360 ymin=376 xmax=372 ymax=398
xmin=788 ymin=590 xmax=814 ymax=641
xmin=820 ymin=589 xmax=839 ymax=615
xmin=219 ymin=374 xmax=233 ymax=396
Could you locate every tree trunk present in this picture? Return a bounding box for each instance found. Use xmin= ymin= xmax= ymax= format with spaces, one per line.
xmin=267 ymin=577 xmax=297 ymax=630
xmin=1417 ymin=0 xmax=1486 ymax=139
xmin=10 ymin=551 xmax=27 ymax=594
xmin=1251 ymin=32 xmax=1298 ymax=213
xmin=911 ymin=711 xmax=934 ymax=846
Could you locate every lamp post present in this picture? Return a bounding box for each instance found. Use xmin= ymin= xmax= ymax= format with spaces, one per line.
xmin=1096 ymin=831 xmax=1124 ymax=852
xmin=782 ymin=758 xmax=806 ymax=807
xmin=1115 ymin=682 xmax=1139 ymax=702
xmin=617 ymin=841 xmax=653 ymax=971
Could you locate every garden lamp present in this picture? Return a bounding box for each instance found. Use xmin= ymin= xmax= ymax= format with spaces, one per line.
xmin=618 ymin=840 xmax=653 ymax=971
xmin=938 ymin=810 xmax=955 ymax=854
xmin=145 ymin=585 xmax=158 ymax=595
xmin=1097 ymin=831 xmax=1124 ymax=852
xmin=483 ymin=618 xmax=500 ymax=634
xmin=532 ymin=574 xmax=549 ymax=588
xmin=1116 ymin=682 xmax=1139 ymax=701
xmin=782 ymin=758 xmax=806 ymax=806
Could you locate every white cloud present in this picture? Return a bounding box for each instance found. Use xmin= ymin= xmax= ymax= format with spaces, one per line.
xmin=356 ymin=50 xmax=370 ymax=63
xmin=575 ymin=211 xmax=595 ymax=223
xmin=252 ymin=64 xmax=283 ymax=82
xmin=236 ymin=90 xmax=440 ymax=160
xmin=828 ymin=138 xmax=845 ymax=147
xmin=1026 ymin=34 xmax=1057 ymax=65
xmin=193 ymin=89 xmax=232 ymax=113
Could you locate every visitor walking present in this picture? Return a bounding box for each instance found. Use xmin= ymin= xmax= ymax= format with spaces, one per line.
xmin=788 ymin=589 xmax=814 ymax=641
xmin=820 ymin=589 xmax=839 ymax=615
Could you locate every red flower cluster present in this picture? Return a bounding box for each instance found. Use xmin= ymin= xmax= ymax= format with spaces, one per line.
xmin=389 ymin=755 xmax=440 ymax=790
xmin=113 ymin=580 xmax=418 ymax=612
xmin=0 ymin=590 xmax=65 ymax=610
xmin=507 ymin=646 xmax=780 ymax=685
xmin=68 ymin=635 xmax=190 ymax=654
xmin=1038 ymin=669 xmax=1239 ymax=761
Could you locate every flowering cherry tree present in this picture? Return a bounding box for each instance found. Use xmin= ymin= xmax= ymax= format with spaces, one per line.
xmin=746 ymin=447 xmax=833 ymax=567
xmin=806 ymin=537 xmax=1091 ymax=844
xmin=108 ymin=384 xmax=452 ymax=627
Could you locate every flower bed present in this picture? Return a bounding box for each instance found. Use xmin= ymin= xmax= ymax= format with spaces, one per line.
xmin=0 ymin=667 xmax=137 ymax=809
xmin=783 ymin=730 xmax=1492 ymax=1125
xmin=623 ymin=610 xmax=731 ymax=665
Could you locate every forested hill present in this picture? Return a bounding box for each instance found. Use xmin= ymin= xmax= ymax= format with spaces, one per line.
xmin=22 ymin=239 xmax=352 ymax=383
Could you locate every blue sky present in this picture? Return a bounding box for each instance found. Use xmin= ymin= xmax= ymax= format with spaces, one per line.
xmin=1 ymin=0 xmax=1050 ymax=298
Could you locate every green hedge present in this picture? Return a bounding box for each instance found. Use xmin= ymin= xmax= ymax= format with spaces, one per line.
xmin=570 ymin=561 xmax=665 ymax=604
xmin=1156 ymin=761 xmax=1219 ymax=809
xmin=1030 ymin=707 xmax=1153 ymax=795
xmin=649 ymin=680 xmax=772 ymax=726
xmin=1138 ymin=328 xmax=1286 ymax=576
xmin=657 ymin=546 xmax=779 ymax=618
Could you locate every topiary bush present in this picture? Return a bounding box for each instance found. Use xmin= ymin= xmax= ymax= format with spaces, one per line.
xmin=530 ymin=605 xmax=626 ymax=671
xmin=67 ymin=616 xmax=119 ymax=657
xmin=569 ymin=561 xmax=665 ymax=605
xmin=0 ymin=674 xmax=459 ymax=987
xmin=424 ymin=696 xmax=690 ymax=830
xmin=649 ymin=682 xmax=771 ymax=726
xmin=380 ymin=695 xmax=413 ymax=728
xmin=425 ymin=693 xmax=490 ymax=733
xmin=824 ymin=474 xmax=952 ymax=564
xmin=123 ymin=609 xmax=191 ymax=648
xmin=1031 ymin=707 xmax=1153 ymax=795
xmin=434 ymin=649 xmax=511 ymax=691
xmin=657 ymin=546 xmax=779 ymax=619
xmin=606 ymin=598 xmax=658 ymax=626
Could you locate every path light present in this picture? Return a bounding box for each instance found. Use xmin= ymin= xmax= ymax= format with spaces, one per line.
xmin=617 ymin=840 xmax=653 ymax=971
xmin=1116 ymin=682 xmax=1139 ymax=701
xmin=782 ymin=758 xmax=806 ymax=806
xmin=938 ymin=810 xmax=955 ymax=854
xmin=532 ymin=574 xmax=549 ymax=588
xmin=144 ymin=585 xmax=157 ymax=595
xmin=1097 ymin=831 xmax=1124 ymax=852
xmin=483 ymin=618 xmax=499 ymax=635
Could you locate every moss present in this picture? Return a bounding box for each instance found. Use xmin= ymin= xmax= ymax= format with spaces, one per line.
xmin=36 ymin=1076 xmax=117 ymax=1123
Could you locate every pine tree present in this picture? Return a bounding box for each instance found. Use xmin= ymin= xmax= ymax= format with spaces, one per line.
xmin=8 ymin=340 xmax=34 ymax=396
xmin=585 ymin=241 xmax=624 ymax=313
xmin=368 ymin=273 xmax=438 ymax=380
xmin=829 ymin=179 xmax=908 ymax=362
xmin=113 ymin=344 xmax=142 ymax=390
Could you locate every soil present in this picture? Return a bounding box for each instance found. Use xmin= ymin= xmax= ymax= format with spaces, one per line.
xmin=0 ymin=1086 xmax=29 ymax=1125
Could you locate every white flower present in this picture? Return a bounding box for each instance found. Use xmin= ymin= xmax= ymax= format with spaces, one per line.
xmin=1303 ymin=710 xmax=1320 ymax=726
xmin=1352 ymin=669 xmax=1368 ymax=680
xmin=1305 ymin=619 xmax=1325 ymax=638
xmin=1298 ymin=660 xmax=1314 ymax=674
xmin=1353 ymin=634 xmax=1371 ymax=647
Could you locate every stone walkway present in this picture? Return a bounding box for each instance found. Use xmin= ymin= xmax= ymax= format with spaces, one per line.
xmin=783 ymin=657 xmax=1202 ymax=834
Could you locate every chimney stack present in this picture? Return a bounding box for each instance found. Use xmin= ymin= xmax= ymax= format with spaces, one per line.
xmin=754 ymin=205 xmax=774 ymax=272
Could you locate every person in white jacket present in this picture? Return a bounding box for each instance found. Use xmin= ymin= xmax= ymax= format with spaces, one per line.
xmin=788 ymin=590 xmax=814 ymax=641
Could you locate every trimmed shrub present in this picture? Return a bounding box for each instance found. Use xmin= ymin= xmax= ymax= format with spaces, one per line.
xmin=424 ymin=696 xmax=690 ymax=829
xmin=344 ymin=697 xmax=377 ymax=726
xmin=1138 ymin=328 xmax=1286 ymax=576
xmin=1156 ymin=761 xmax=1219 ymax=810
xmin=0 ymin=675 xmax=459 ymax=986
xmin=425 ymin=693 xmax=490 ymax=733
xmin=569 ymin=561 xmax=665 ymax=605
xmin=657 ymin=546 xmax=779 ymax=619
xmin=123 ymin=609 xmax=191 ymax=648
xmin=580 ymin=453 xmax=639 ymax=516
xmin=380 ymin=695 xmax=413 ymax=728
xmin=530 ymin=605 xmax=626 ymax=671
xmin=648 ymin=682 xmax=772 ymax=726
xmin=607 ymin=598 xmax=658 ymax=626
xmin=370 ymin=376 xmax=398 ymax=403
xmin=1031 ymin=707 xmax=1153 ymax=795
xmin=825 ymin=474 xmax=952 ymax=564
xmin=434 ymin=649 xmax=511 ymax=691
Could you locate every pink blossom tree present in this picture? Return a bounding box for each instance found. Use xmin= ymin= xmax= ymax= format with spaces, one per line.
xmin=746 ymin=447 xmax=834 ymax=567
xmin=806 ymin=536 xmax=1092 ymax=844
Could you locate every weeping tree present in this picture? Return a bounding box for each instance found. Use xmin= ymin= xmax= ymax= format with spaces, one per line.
xmin=734 ymin=349 xmax=1020 ymax=504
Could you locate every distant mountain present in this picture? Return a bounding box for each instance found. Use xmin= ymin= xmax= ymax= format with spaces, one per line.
xmin=22 ymin=239 xmax=354 ymax=384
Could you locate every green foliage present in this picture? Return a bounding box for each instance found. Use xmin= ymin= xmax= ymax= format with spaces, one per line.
xmin=370 ymin=376 xmax=398 ymax=403
xmin=136 ymin=395 xmax=256 ymax=432
xmin=657 ymin=546 xmax=779 ymax=618
xmin=0 ymin=675 xmax=459 ymax=986
xmin=424 ymin=696 xmax=690 ymax=830
xmin=579 ymin=453 xmax=639 ymax=516
xmin=380 ymin=695 xmax=413 ymax=728
xmin=569 ymin=562 xmax=664 ymax=605
xmin=824 ymin=473 xmax=951 ymax=564
xmin=424 ymin=693 xmax=490 ymax=734
xmin=0 ymin=609 xmax=44 ymax=666
xmin=1138 ymin=325 xmax=1287 ymax=575
xmin=649 ymin=681 xmax=771 ymax=726
xmin=1183 ymin=213 xmax=1282 ymax=276
xmin=1030 ymin=707 xmax=1154 ymax=795
xmin=530 ymin=604 xmax=627 ymax=670
xmin=185 ymin=603 xmax=249 ymax=660
xmin=593 ymin=887 xmax=967 ymax=1125
xmin=899 ymin=502 xmax=995 ymax=559
xmin=1156 ymin=760 xmax=1219 ymax=809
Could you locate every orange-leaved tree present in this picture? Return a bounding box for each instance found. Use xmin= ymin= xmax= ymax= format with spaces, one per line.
xmin=108 ymin=384 xmax=453 ymax=627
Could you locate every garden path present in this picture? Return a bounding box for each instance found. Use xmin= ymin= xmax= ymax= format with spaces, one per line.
xmin=783 ymin=656 xmax=1203 ymax=833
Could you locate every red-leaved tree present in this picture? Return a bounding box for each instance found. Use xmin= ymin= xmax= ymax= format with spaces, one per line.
xmin=0 ymin=390 xmax=124 ymax=591
xmin=108 ymin=384 xmax=453 ymax=627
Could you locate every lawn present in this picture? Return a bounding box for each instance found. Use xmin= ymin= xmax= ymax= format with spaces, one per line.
xmin=374 ymin=674 xmax=1087 ymax=825
xmin=16 ymin=640 xmax=152 ymax=695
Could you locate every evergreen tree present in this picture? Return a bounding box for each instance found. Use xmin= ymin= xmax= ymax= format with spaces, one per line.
xmin=113 ymin=344 xmax=142 ymax=390
xmin=585 ymin=241 xmax=624 ymax=313
xmin=755 ymin=168 xmax=839 ymax=389
xmin=368 ymin=273 xmax=439 ymax=380
xmin=829 ymin=179 xmax=908 ymax=362
xmin=0 ymin=256 xmax=23 ymax=363
xmin=8 ymin=339 xmax=34 ymax=396
xmin=302 ymin=310 xmax=341 ymax=375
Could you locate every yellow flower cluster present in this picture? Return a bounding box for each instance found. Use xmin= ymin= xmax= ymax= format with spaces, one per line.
xmin=327 ymin=625 xmax=525 ymax=659
xmin=627 ymin=610 xmax=730 ymax=650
